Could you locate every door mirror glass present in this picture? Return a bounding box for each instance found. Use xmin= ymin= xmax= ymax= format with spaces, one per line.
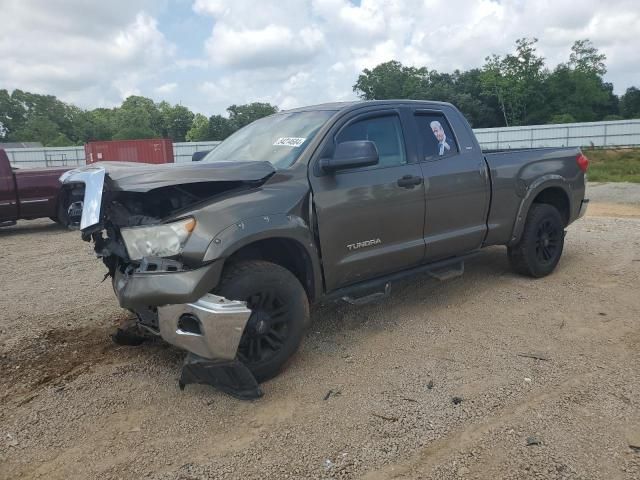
xmin=320 ymin=140 xmax=379 ymax=172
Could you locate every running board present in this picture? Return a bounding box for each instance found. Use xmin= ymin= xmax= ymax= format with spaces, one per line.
xmin=342 ymin=283 xmax=391 ymax=305
xmin=427 ymin=261 xmax=464 ymax=281
xmin=325 ymin=252 xmax=477 ymax=306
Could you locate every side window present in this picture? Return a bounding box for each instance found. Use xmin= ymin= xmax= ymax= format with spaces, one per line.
xmin=415 ymin=113 xmax=459 ymax=161
xmin=336 ymin=115 xmax=407 ymax=168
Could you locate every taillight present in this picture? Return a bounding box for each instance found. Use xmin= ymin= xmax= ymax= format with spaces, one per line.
xmin=576 ymin=153 xmax=589 ymax=172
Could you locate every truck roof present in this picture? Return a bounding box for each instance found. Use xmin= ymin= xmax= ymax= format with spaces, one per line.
xmin=282 ymin=99 xmax=455 ymax=114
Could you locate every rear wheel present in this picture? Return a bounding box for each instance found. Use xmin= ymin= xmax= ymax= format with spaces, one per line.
xmin=508 ymin=203 xmax=565 ymax=278
xmin=216 ymin=260 xmax=309 ymax=382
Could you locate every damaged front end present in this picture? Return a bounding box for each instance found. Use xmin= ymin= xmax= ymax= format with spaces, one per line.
xmin=60 ymin=161 xmax=275 ymax=399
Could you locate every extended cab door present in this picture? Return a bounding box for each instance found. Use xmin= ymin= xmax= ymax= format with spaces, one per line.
xmin=309 ymin=108 xmax=425 ymax=291
xmin=409 ymin=107 xmax=490 ymax=261
xmin=0 ymin=150 xmax=19 ymax=222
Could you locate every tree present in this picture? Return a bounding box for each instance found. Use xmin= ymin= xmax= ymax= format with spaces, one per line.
xmin=84 ymin=108 xmax=117 ymax=141
xmin=159 ymin=103 xmax=194 ymax=142
xmin=185 ymin=113 xmax=210 ymax=141
xmin=541 ymin=41 xmax=617 ymax=123
xmin=208 ymin=115 xmax=234 ymax=141
xmin=620 ymin=87 xmax=640 ymax=118
xmin=353 ymin=60 xmax=429 ymax=100
xmin=480 ymin=38 xmax=547 ymax=126
xmin=569 ymin=39 xmax=607 ymax=76
xmin=113 ymin=96 xmax=162 ymax=140
xmin=226 ymin=102 xmax=278 ymax=130
xmin=0 ymin=89 xmax=23 ymax=139
xmin=11 ymin=115 xmax=62 ymax=145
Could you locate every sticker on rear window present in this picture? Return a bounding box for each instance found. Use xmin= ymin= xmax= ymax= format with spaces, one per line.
xmin=273 ymin=137 xmax=306 ymax=147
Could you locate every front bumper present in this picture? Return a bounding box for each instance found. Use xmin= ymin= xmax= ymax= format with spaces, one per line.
xmin=158 ymin=294 xmax=251 ymax=360
xmin=113 ymin=260 xmax=224 ymax=309
xmin=113 ymin=261 xmax=251 ymax=361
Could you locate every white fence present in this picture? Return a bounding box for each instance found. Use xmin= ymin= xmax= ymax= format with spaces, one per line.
xmin=3 ymin=118 xmax=640 ymax=168
xmin=474 ymin=119 xmax=640 ymax=150
xmin=173 ymin=141 xmax=221 ymax=163
xmin=4 ymin=141 xmax=221 ymax=168
xmin=6 ymin=146 xmax=85 ymax=168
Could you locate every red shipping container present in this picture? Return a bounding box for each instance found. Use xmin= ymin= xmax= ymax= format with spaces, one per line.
xmin=85 ymin=139 xmax=174 ymax=165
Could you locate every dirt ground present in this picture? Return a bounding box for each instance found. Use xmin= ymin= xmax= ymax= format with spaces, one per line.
xmin=1 ymin=184 xmax=639 ymax=479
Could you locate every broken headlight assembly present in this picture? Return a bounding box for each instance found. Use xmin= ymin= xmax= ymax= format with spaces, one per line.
xmin=120 ymin=218 xmax=196 ymax=261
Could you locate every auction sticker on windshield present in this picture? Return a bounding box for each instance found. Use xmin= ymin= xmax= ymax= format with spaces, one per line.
xmin=273 ymin=137 xmax=306 ymax=147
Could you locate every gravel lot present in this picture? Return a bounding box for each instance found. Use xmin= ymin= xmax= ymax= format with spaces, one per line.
xmin=1 ymin=184 xmax=639 ymax=479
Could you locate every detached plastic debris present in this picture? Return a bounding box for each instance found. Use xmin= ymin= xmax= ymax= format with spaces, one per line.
xmin=178 ymin=353 xmax=263 ymax=400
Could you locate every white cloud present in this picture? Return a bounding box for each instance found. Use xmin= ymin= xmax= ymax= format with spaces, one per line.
xmin=204 ymin=24 xmax=325 ymax=68
xmin=1 ymin=0 xmax=639 ymax=115
xmin=0 ymin=0 xmax=175 ymax=106
xmin=155 ymin=83 xmax=178 ymax=94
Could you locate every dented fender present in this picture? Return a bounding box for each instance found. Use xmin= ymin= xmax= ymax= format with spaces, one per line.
xmin=202 ymin=213 xmax=324 ymax=300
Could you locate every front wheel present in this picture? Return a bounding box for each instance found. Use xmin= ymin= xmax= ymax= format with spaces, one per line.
xmin=215 ymin=260 xmax=310 ymax=382
xmin=507 ymin=203 xmax=565 ymax=278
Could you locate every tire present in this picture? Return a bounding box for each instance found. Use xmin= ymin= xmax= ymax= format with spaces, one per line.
xmin=55 ymin=201 xmax=69 ymax=228
xmin=215 ymin=260 xmax=310 ymax=382
xmin=507 ymin=203 xmax=565 ymax=278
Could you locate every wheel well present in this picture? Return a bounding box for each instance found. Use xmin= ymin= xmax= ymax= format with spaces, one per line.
xmin=224 ymin=238 xmax=315 ymax=301
xmin=532 ymin=187 xmax=570 ymax=226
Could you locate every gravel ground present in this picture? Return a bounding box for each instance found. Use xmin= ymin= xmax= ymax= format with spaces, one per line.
xmin=1 ymin=185 xmax=639 ymax=479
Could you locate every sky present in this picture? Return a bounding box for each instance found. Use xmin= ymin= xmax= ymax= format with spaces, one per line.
xmin=1 ymin=0 xmax=639 ymax=116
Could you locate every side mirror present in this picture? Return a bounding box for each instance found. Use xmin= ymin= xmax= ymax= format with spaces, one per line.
xmin=320 ymin=140 xmax=379 ymax=172
xmin=192 ymin=150 xmax=211 ymax=162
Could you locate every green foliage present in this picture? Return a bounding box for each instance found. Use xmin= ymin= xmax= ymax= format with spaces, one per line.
xmin=353 ymin=61 xmax=429 ymax=99
xmin=113 ymin=96 xmax=162 ymax=140
xmin=208 ymin=114 xmax=235 ymax=141
xmin=161 ymin=104 xmax=194 ymax=142
xmin=226 ymin=102 xmax=278 ymax=129
xmin=185 ymin=113 xmax=211 ymax=141
xmin=585 ymin=148 xmax=640 ymax=183
xmin=568 ymin=39 xmax=607 ymax=76
xmin=620 ymin=87 xmax=640 ymax=119
xmin=0 ymin=88 xmax=279 ymax=146
xmin=549 ymin=114 xmax=576 ymax=124
xmin=480 ymin=38 xmax=548 ymax=126
xmin=355 ymin=38 xmax=632 ymax=128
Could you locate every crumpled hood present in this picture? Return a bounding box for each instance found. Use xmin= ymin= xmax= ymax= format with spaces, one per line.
xmin=64 ymin=160 xmax=276 ymax=193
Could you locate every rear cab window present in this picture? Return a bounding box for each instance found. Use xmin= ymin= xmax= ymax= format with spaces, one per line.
xmin=413 ymin=112 xmax=459 ymax=161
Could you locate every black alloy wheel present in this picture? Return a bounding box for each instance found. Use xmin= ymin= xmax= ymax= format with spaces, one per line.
xmin=508 ymin=203 xmax=565 ymax=278
xmin=216 ymin=260 xmax=309 ymax=382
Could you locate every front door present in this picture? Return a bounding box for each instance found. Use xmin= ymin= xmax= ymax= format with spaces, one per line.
xmin=309 ymin=110 xmax=425 ymax=291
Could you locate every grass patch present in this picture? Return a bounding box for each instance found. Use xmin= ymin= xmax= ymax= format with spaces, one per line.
xmin=584 ymin=148 xmax=640 ymax=183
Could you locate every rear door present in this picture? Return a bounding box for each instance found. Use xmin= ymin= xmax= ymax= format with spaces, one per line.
xmin=409 ymin=108 xmax=490 ymax=261
xmin=309 ymin=108 xmax=425 ymax=291
xmin=0 ymin=151 xmax=18 ymax=222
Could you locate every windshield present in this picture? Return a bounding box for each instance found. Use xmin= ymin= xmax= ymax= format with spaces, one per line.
xmin=202 ymin=110 xmax=336 ymax=168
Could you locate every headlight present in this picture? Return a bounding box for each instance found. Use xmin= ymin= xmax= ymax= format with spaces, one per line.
xmin=120 ymin=218 xmax=196 ymax=261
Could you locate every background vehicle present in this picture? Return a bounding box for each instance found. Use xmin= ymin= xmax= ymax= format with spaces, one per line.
xmin=0 ymin=148 xmax=77 ymax=227
xmin=61 ymin=100 xmax=589 ymax=396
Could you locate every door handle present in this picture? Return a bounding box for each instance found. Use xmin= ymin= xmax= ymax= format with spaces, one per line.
xmin=397 ymin=175 xmax=423 ymax=188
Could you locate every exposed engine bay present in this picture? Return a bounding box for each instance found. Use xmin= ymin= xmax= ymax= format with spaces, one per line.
xmin=92 ymin=181 xmax=247 ymax=275
xmin=60 ymin=160 xmax=276 ymax=276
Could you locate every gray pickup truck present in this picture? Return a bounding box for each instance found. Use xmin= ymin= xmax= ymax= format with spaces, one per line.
xmin=61 ymin=100 xmax=589 ymax=398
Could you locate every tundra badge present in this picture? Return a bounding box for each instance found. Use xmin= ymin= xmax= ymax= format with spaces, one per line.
xmin=347 ymin=238 xmax=382 ymax=251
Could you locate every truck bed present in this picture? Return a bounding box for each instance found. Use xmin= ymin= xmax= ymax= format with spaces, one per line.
xmin=483 ymin=147 xmax=585 ymax=246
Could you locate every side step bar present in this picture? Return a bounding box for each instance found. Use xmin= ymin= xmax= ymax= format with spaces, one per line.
xmin=326 ymin=252 xmax=477 ymax=306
